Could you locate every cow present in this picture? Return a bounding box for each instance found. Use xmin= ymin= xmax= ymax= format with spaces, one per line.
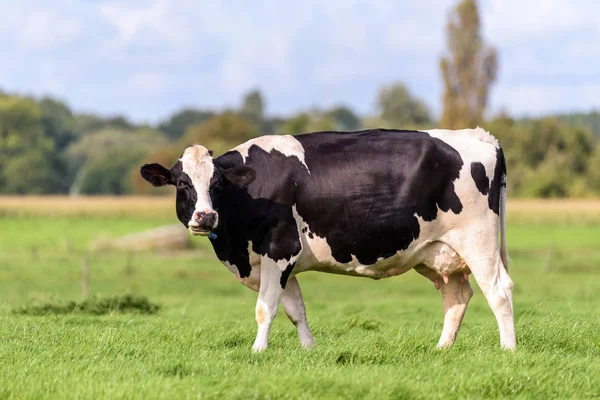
xmin=140 ymin=128 xmax=515 ymax=352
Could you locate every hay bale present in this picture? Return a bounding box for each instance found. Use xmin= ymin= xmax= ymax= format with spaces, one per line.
xmin=90 ymin=224 xmax=190 ymax=252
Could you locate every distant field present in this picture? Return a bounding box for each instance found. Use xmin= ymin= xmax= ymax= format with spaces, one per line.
xmin=0 ymin=196 xmax=599 ymax=399
xmin=0 ymin=196 xmax=174 ymax=218
xmin=2 ymin=195 xmax=600 ymax=223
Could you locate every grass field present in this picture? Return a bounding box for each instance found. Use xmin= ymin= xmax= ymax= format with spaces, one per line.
xmin=0 ymin=197 xmax=599 ymax=399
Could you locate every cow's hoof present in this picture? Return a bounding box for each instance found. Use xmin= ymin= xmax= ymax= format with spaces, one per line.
xmin=252 ymin=344 xmax=268 ymax=353
xmin=301 ymin=340 xmax=315 ymax=349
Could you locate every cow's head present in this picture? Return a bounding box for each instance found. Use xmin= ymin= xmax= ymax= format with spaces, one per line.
xmin=140 ymin=145 xmax=256 ymax=236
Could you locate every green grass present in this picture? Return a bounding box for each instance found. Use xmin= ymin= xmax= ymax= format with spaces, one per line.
xmin=0 ymin=201 xmax=600 ymax=399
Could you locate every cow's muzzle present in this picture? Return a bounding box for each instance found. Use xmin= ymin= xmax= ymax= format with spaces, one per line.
xmin=188 ymin=210 xmax=218 ymax=235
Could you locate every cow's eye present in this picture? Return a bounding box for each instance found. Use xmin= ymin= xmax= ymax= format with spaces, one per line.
xmin=177 ymin=181 xmax=187 ymax=188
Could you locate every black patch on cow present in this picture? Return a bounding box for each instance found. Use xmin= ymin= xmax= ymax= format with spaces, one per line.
xmin=293 ymin=129 xmax=464 ymax=265
xmin=140 ymin=163 xmax=173 ymax=187
xmin=488 ymin=147 xmax=506 ymax=215
xmin=280 ymin=263 xmax=295 ymax=289
xmin=210 ymin=221 xmax=253 ymax=278
xmin=470 ymin=162 xmax=489 ymax=195
xmin=308 ymin=232 xmax=314 ymax=239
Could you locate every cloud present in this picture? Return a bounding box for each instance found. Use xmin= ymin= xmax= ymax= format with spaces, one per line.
xmin=98 ymin=0 xmax=191 ymax=50
xmin=0 ymin=2 xmax=82 ymax=52
xmin=21 ymin=9 xmax=81 ymax=51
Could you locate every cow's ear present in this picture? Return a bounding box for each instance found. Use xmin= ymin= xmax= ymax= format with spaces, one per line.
xmin=222 ymin=165 xmax=256 ymax=188
xmin=140 ymin=163 xmax=173 ymax=187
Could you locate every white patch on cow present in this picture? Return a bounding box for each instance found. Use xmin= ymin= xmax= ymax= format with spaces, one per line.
xmin=248 ymin=241 xmax=261 ymax=268
xmin=223 ymin=260 xmax=238 ymax=275
xmin=291 ymin=205 xmax=335 ymax=269
xmin=233 ymin=135 xmax=310 ymax=172
xmin=270 ymin=249 xmax=300 ymax=272
xmin=180 ymin=145 xmax=216 ymax=228
xmin=222 ymin=260 xmax=261 ymax=292
xmin=423 ymin=127 xmax=500 ymax=148
xmin=422 ymin=127 xmax=499 ymax=196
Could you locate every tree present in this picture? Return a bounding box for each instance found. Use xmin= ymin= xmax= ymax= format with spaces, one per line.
xmin=78 ymin=149 xmax=142 ymax=195
xmin=485 ymin=116 xmax=597 ymax=197
xmin=157 ymin=109 xmax=214 ymax=141
xmin=72 ymin=113 xmax=135 ymax=138
xmin=279 ymin=113 xmax=311 ymax=135
xmin=327 ymin=106 xmax=361 ymax=131
xmin=39 ymin=97 xmax=75 ymax=151
xmin=130 ymin=146 xmax=181 ymax=195
xmin=376 ymin=83 xmax=432 ymax=128
xmin=68 ymin=128 xmax=166 ymax=168
xmin=68 ymin=127 xmax=167 ymax=195
xmin=2 ymin=149 xmax=70 ymax=194
xmin=240 ymin=89 xmax=265 ymax=127
xmin=263 ymin=117 xmax=286 ymax=135
xmin=179 ymin=112 xmax=260 ymax=156
xmin=587 ymin=145 xmax=600 ymax=194
xmin=440 ymin=0 xmax=498 ymax=129
xmin=0 ymin=96 xmax=47 ymax=153
xmin=553 ymin=111 xmax=600 ymax=137
xmin=0 ymin=95 xmax=71 ymax=194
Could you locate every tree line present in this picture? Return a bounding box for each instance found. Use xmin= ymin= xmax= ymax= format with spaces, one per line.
xmin=0 ymin=0 xmax=598 ymax=198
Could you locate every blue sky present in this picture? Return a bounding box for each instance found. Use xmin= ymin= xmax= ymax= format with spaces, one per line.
xmin=0 ymin=0 xmax=598 ymax=124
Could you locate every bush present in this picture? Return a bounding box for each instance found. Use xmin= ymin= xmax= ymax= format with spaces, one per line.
xmin=12 ymin=294 xmax=160 ymax=316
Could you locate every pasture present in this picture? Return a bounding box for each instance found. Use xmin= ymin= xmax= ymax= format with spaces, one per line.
xmin=0 ymin=196 xmax=599 ymax=399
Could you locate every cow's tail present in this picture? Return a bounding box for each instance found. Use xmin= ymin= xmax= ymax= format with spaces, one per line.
xmin=498 ymin=147 xmax=509 ymax=272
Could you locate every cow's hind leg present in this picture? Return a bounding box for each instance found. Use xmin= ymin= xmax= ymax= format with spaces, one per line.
xmin=437 ymin=274 xmax=473 ymax=348
xmin=282 ymin=276 xmax=315 ymax=348
xmin=468 ymin=254 xmax=516 ymax=350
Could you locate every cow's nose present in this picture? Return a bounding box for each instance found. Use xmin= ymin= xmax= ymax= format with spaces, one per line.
xmin=193 ymin=210 xmax=218 ymax=229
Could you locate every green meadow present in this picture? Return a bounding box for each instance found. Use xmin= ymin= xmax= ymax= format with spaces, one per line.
xmin=0 ymin=197 xmax=599 ymax=399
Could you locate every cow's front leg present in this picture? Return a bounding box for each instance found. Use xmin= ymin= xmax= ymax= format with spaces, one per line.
xmin=282 ymin=276 xmax=314 ymax=348
xmin=252 ymin=256 xmax=287 ymax=352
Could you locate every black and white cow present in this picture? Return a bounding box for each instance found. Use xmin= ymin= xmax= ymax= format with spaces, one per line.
xmin=141 ymin=128 xmax=515 ymax=351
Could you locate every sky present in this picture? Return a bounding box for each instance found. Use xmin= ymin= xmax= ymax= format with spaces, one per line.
xmin=0 ymin=0 xmax=598 ymax=124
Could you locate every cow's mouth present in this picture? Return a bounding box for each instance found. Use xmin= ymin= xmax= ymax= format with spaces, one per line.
xmin=188 ymin=226 xmax=210 ymax=236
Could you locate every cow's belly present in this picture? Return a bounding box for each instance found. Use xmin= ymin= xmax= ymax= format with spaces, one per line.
xmin=222 ymin=235 xmax=469 ymax=286
xmin=297 ymin=234 xmax=469 ymax=280
xmin=299 ymin=253 xmax=414 ymax=279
